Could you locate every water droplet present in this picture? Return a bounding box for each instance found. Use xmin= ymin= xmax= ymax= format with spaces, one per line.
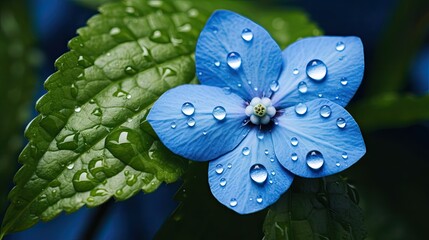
xmin=336 ymin=118 xmax=347 ymax=128
xmin=181 ymin=102 xmax=195 ymax=116
xmin=295 ymin=103 xmax=308 ymax=115
xmin=339 ymin=56 xmax=345 ymax=61
xmin=264 ymin=149 xmax=269 ymax=155
xmin=248 ymin=80 xmax=252 ymax=85
xmin=342 ymin=152 xmax=348 ymax=159
xmin=215 ymin=164 xmax=224 ymax=174
xmin=220 ymin=178 xmax=227 ymax=187
xmin=293 ymin=68 xmax=299 ymax=75
xmin=57 ymin=133 xmax=79 ymax=150
xmin=257 ymin=130 xmax=264 ymax=140
xmin=214 ymin=61 xmax=220 ymax=67
xmin=318 ymin=93 xmax=323 ymax=98
xmin=336 ymin=162 xmax=341 ymax=167
xmin=91 ymin=188 xmax=108 ymax=197
xmin=249 ymin=164 xmax=268 ymax=184
xmin=271 ymin=171 xmax=276 ymax=176
xmin=291 ymin=153 xmax=298 ymax=161
xmin=74 ymin=106 xmax=81 ymax=113
xmin=202 ymin=130 xmax=207 ymax=135
xmin=336 ymin=41 xmax=345 ymax=51
xmin=256 ymin=195 xmax=263 ymax=203
xmin=298 ymin=81 xmax=308 ymax=93
xmin=126 ymin=174 xmax=137 ymax=186
xmin=124 ymin=66 xmax=137 ymax=75
xmin=227 ymin=163 xmax=232 ymax=169
xmin=67 ymin=163 xmax=75 ymax=170
xmin=242 ymin=147 xmax=250 ymax=156
xmin=270 ymin=157 xmax=275 ymax=162
xmin=212 ymin=106 xmax=226 ymax=120
xmin=222 ymin=87 xmax=231 ymax=95
xmin=270 ymin=81 xmax=279 ymax=92
xmin=291 ymin=137 xmax=298 ymax=146
xmin=187 ymin=118 xmax=196 ymax=127
xmin=341 ymin=77 xmax=348 ymax=86
xmin=89 ymin=157 xmax=106 ymax=180
xmin=241 ymin=28 xmax=253 ymax=41
xmin=92 ymin=108 xmax=102 ymax=116
xmin=237 ymin=83 xmax=242 ymax=88
xmin=211 ymin=26 xmax=218 ymax=33
xmin=306 ymin=150 xmax=324 ymax=170
xmin=319 ymin=105 xmax=331 ymax=118
xmin=110 ymin=27 xmax=121 ymax=36
xmin=230 ymin=198 xmax=237 ymax=207
xmin=188 ymin=8 xmax=199 ymax=17
xmin=77 ymin=55 xmax=91 ymax=68
xmin=306 ymin=59 xmax=327 ymax=81
xmin=227 ymin=52 xmax=241 ymax=70
xmin=73 ymin=170 xmax=96 ymax=192
xmin=170 ymin=122 xmax=176 ymax=129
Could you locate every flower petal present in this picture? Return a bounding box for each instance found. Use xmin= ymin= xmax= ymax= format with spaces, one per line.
xmin=196 ymin=10 xmax=283 ymax=101
xmin=271 ymin=36 xmax=364 ymax=109
xmin=208 ymin=128 xmax=294 ymax=214
xmin=271 ymin=98 xmax=365 ymax=178
xmin=147 ymin=85 xmax=250 ymax=161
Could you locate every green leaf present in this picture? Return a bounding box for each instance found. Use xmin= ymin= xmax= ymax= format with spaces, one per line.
xmin=155 ymin=163 xmax=266 ymax=240
xmin=191 ymin=0 xmax=322 ymax=49
xmin=0 ymin=0 xmax=40 ymax=214
xmin=350 ymin=93 xmax=429 ymax=132
xmin=263 ymin=176 xmax=367 ymax=240
xmin=1 ymin=0 xmax=205 ymax=236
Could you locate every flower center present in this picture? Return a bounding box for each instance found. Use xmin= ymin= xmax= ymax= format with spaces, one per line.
xmin=245 ymin=97 xmax=276 ymax=125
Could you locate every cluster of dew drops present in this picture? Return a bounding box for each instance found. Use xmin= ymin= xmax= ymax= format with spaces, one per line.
xmin=172 ymin=27 xmax=351 ymax=208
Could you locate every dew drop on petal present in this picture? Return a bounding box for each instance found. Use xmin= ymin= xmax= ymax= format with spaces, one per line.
xmin=215 ymin=164 xmax=224 ymax=174
xmin=181 ymin=102 xmax=195 ymax=116
xmin=264 ymin=149 xmax=269 ymax=155
xmin=220 ymin=178 xmax=227 ymax=187
xmin=270 ymin=157 xmax=275 ymax=162
xmin=295 ymin=103 xmax=308 ymax=115
xmin=336 ymin=118 xmax=347 ymax=128
xmin=222 ymin=87 xmax=232 ymax=95
xmin=306 ymin=150 xmax=324 ymax=170
xmin=214 ymin=61 xmax=220 ymax=67
xmin=242 ymin=147 xmax=250 ymax=156
xmin=298 ymin=81 xmax=308 ymax=93
xmin=291 ymin=153 xmax=298 ymax=161
xmin=341 ymin=77 xmax=348 ymax=86
xmin=336 ymin=162 xmax=341 ymax=167
xmin=212 ymin=106 xmax=226 ymax=120
xmin=241 ymin=28 xmax=253 ymax=41
xmin=336 ymin=41 xmax=345 ymax=51
xmin=249 ymin=164 xmax=268 ymax=184
xmin=293 ymin=68 xmax=299 ymax=75
xmin=319 ymin=105 xmax=332 ymax=118
xmin=227 ymin=163 xmax=232 ymax=169
xmin=256 ymin=195 xmax=263 ymax=203
xmin=230 ymin=198 xmax=238 ymax=207
xmin=291 ymin=137 xmax=298 ymax=146
xmin=270 ymin=81 xmax=279 ymax=92
xmin=187 ymin=117 xmax=196 ymax=127
xmin=170 ymin=122 xmax=176 ymax=129
xmin=227 ymin=52 xmax=241 ymax=70
xmin=306 ymin=59 xmax=327 ymax=81
xmin=257 ymin=130 xmax=264 ymax=140
xmin=342 ymin=152 xmax=348 ymax=159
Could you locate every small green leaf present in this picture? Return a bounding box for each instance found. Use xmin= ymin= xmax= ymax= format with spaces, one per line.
xmin=263 ymin=176 xmax=367 ymax=240
xmin=350 ymin=93 xmax=429 ymax=132
xmin=1 ymin=0 xmax=204 ymax=236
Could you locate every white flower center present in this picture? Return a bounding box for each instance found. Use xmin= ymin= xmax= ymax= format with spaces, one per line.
xmin=245 ymin=97 xmax=276 ymax=125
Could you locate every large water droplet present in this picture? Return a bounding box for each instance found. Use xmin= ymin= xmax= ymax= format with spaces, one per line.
xmin=336 ymin=41 xmax=345 ymax=51
xmin=220 ymin=178 xmax=227 ymax=187
xmin=340 ymin=77 xmax=348 ymax=86
xmin=241 ymin=28 xmax=253 ymax=41
xmin=227 ymin=52 xmax=241 ymax=70
xmin=88 ymin=157 xmax=106 ymax=180
xmin=306 ymin=59 xmax=327 ymax=81
xmin=249 ymin=164 xmax=268 ymax=184
xmin=298 ymin=81 xmax=308 ymax=93
xmin=187 ymin=117 xmax=196 ymax=127
xmin=215 ymin=164 xmax=224 ymax=174
xmin=212 ymin=106 xmax=226 ymax=120
xmin=291 ymin=137 xmax=298 ymax=146
xmin=306 ymin=150 xmax=324 ymax=170
xmin=57 ymin=133 xmax=79 ymax=150
xmin=295 ymin=103 xmax=308 ymax=115
xmin=181 ymin=102 xmax=195 ymax=116
xmin=230 ymin=198 xmax=237 ymax=207
xmin=242 ymin=147 xmax=250 ymax=156
xmin=336 ymin=118 xmax=347 ymax=128
xmin=319 ymin=105 xmax=332 ymax=118
xmin=256 ymin=195 xmax=263 ymax=203
xmin=291 ymin=153 xmax=298 ymax=161
xmin=270 ymin=81 xmax=279 ymax=92
xmin=73 ymin=170 xmax=96 ymax=192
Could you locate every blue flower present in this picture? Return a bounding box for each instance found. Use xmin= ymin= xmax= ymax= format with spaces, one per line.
xmin=147 ymin=10 xmax=365 ymax=214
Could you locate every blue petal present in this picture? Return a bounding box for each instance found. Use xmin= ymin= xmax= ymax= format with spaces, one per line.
xmin=208 ymin=128 xmax=294 ymax=214
xmin=196 ymin=10 xmax=283 ymax=101
xmin=271 ymin=98 xmax=365 ymax=178
xmin=147 ymin=85 xmax=250 ymax=161
xmin=271 ymin=36 xmax=364 ymax=109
